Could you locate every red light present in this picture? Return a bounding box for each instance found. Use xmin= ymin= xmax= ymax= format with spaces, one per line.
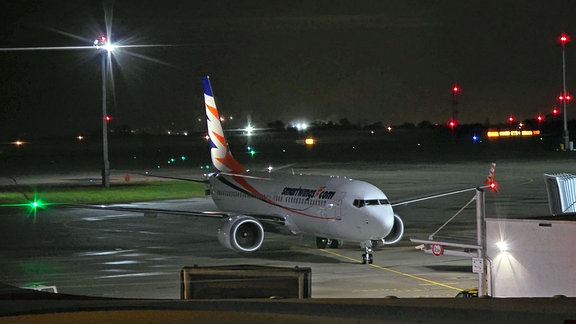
xmin=452 ymin=85 xmax=460 ymax=93
xmin=489 ymin=181 xmax=498 ymax=192
xmin=105 ymin=115 xmax=112 ymax=122
xmin=100 ymin=36 xmax=107 ymax=42
xmin=553 ymin=107 xmax=559 ymax=116
xmin=448 ymin=119 xmax=457 ymax=128
xmin=508 ymin=116 xmax=514 ymax=123
xmin=537 ymin=115 xmax=544 ymax=122
xmin=559 ymin=94 xmax=572 ymax=101
xmin=559 ymin=33 xmax=570 ymax=45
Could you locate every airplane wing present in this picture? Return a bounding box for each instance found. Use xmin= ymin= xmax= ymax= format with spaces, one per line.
xmin=60 ymin=203 xmax=286 ymax=226
xmin=63 ymin=203 xmax=225 ymax=218
xmin=138 ymin=171 xmax=272 ymax=182
xmin=135 ymin=172 xmax=209 ymax=183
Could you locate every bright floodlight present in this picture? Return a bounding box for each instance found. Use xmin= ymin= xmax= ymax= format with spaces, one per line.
xmin=104 ymin=43 xmax=115 ymax=52
xmin=496 ymin=241 xmax=509 ymax=252
xmin=292 ymin=122 xmax=308 ymax=131
xmin=245 ymin=125 xmax=254 ymax=135
xmin=93 ymin=35 xmax=115 ymax=52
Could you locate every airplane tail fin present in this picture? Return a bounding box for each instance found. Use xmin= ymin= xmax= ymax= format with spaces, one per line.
xmin=484 ymin=162 xmax=497 ymax=191
xmin=203 ymin=76 xmax=244 ymax=173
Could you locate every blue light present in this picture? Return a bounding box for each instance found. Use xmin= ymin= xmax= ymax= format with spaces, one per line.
xmin=472 ymin=134 xmax=479 ymax=143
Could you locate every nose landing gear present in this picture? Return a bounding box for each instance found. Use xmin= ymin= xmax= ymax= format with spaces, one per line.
xmin=361 ymin=248 xmax=373 ymax=264
xmin=360 ymin=240 xmax=374 ymax=264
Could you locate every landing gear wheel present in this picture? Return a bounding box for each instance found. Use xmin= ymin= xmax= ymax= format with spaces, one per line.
xmin=328 ymin=239 xmax=340 ymax=249
xmin=361 ymin=253 xmax=373 ymax=264
xmin=360 ymin=240 xmax=374 ymax=265
xmin=316 ymin=237 xmax=328 ymax=249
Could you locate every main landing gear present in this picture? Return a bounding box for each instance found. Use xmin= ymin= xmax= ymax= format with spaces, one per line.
xmin=360 ymin=240 xmax=374 ymax=264
xmin=316 ymin=237 xmax=341 ymax=249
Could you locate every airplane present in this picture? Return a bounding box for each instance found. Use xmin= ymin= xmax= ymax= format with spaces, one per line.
xmin=169 ymin=75 xmax=492 ymax=264
xmin=200 ymin=75 xmax=405 ymax=264
xmin=46 ymin=76 xmax=495 ymax=264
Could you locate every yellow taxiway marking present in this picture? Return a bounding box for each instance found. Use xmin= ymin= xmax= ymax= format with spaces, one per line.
xmin=320 ymin=249 xmax=463 ymax=292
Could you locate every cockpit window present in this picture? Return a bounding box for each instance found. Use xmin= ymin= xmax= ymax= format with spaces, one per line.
xmin=353 ymin=199 xmax=390 ymax=208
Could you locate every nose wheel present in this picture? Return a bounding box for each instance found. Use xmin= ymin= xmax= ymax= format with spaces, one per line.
xmin=361 ymin=248 xmax=373 ymax=264
xmin=360 ymin=240 xmax=374 ymax=264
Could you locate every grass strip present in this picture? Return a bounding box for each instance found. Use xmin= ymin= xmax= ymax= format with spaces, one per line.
xmin=0 ymin=181 xmax=206 ymax=205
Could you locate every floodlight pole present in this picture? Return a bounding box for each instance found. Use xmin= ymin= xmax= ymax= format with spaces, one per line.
xmin=101 ymin=51 xmax=110 ymax=188
xmin=559 ymin=33 xmax=571 ymax=151
xmin=562 ymin=41 xmax=570 ymax=151
xmin=451 ymin=85 xmax=459 ymax=128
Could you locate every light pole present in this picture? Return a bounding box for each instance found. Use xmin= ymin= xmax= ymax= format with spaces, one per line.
xmin=94 ymin=36 xmax=114 ymax=187
xmin=559 ymin=33 xmax=571 ymax=151
xmin=449 ymin=85 xmax=459 ymax=130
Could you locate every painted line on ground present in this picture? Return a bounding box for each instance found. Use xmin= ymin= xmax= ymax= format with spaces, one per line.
xmin=320 ymin=249 xmax=463 ymax=292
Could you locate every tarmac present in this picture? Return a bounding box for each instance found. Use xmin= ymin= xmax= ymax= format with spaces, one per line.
xmin=2 ymin=159 xmax=575 ymax=300
xmin=2 ymin=157 xmax=576 ymax=321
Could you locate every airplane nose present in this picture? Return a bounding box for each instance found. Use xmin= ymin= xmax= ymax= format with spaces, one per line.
xmin=367 ymin=206 xmax=395 ymax=237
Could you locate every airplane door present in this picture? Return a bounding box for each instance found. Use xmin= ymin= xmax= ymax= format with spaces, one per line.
xmin=325 ymin=192 xmax=344 ymax=220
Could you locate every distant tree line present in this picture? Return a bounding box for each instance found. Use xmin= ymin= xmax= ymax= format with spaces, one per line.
xmin=106 ymin=115 xmax=574 ymax=139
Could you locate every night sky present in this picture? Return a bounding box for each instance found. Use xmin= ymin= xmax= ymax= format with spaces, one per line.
xmin=2 ymin=0 xmax=576 ymax=138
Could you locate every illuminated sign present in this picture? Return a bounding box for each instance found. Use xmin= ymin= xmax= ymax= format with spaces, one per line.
xmin=487 ymin=130 xmax=541 ymax=138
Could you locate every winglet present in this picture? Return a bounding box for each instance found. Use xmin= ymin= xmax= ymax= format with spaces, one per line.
xmin=484 ymin=162 xmax=497 ymax=191
xmin=203 ymin=76 xmax=244 ymax=173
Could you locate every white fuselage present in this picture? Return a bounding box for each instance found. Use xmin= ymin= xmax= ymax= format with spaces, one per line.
xmin=210 ymin=172 xmax=395 ymax=242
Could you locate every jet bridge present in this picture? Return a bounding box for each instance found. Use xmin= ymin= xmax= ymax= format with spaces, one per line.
xmin=544 ymin=173 xmax=576 ymax=214
xmin=412 ymin=178 xmax=576 ymax=298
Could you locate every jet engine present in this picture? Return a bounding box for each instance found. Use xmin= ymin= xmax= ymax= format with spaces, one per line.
xmin=382 ymin=214 xmax=404 ymax=244
xmin=217 ymin=216 xmax=265 ymax=252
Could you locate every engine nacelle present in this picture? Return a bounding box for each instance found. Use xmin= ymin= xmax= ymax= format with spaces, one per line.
xmin=382 ymin=214 xmax=404 ymax=245
xmin=218 ymin=216 xmax=265 ymax=253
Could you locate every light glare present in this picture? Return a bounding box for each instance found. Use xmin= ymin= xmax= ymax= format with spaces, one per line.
xmin=496 ymin=241 xmax=509 ymax=252
xmin=245 ymin=125 xmax=254 ymax=135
